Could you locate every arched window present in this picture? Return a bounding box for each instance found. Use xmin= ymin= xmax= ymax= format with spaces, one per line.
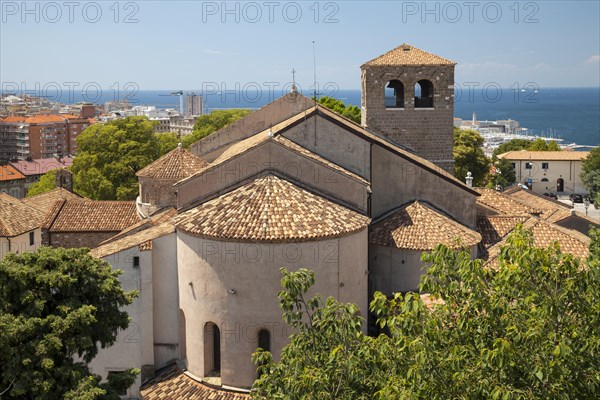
xmin=384 ymin=80 xmax=404 ymax=109
xmin=204 ymin=322 xmax=221 ymax=376
xmin=258 ymin=329 xmax=271 ymax=352
xmin=541 ymin=178 xmax=549 ymax=182
xmin=414 ymin=80 xmax=434 ymax=108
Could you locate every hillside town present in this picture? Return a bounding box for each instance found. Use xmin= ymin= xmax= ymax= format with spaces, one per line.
xmin=1 ymin=43 xmax=599 ymax=399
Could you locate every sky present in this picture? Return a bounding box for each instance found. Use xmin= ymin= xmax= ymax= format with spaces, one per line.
xmin=1 ymin=0 xmax=599 ymax=94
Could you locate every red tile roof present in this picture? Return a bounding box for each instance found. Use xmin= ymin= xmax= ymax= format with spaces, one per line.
xmin=0 ymin=164 xmax=25 ymax=181
xmin=22 ymin=188 xmax=83 ymax=215
xmin=362 ymin=43 xmax=456 ymax=67
xmin=10 ymin=157 xmax=73 ymax=176
xmin=136 ymin=145 xmax=209 ymax=180
xmin=0 ymin=193 xmax=44 ymax=237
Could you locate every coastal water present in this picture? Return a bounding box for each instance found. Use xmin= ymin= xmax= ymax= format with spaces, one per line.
xmin=10 ymin=87 xmax=599 ymax=146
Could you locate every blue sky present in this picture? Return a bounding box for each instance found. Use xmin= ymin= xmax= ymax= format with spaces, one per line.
xmin=1 ymin=0 xmax=599 ymax=91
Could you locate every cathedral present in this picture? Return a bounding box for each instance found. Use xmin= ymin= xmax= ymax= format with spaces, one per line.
xmin=90 ymin=44 xmax=483 ymax=398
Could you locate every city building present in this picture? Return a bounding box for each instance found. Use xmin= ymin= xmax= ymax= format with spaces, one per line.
xmin=9 ymin=157 xmax=73 ymax=197
xmin=497 ymin=150 xmax=590 ymax=194
xmin=0 ymin=164 xmax=26 ymax=198
xmin=185 ymin=93 xmax=202 ymax=117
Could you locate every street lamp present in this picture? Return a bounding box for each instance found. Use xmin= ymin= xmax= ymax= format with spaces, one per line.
xmin=584 ymin=197 xmax=590 ymax=216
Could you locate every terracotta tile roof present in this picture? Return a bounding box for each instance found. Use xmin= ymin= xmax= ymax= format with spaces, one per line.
xmin=175 ymin=174 xmax=370 ymax=242
xmin=474 ymin=188 xmax=540 ymax=216
xmin=362 ymin=43 xmax=455 ymax=67
xmin=477 ymin=215 xmax=530 ymax=249
xmin=371 ymin=201 xmax=482 ymax=250
xmin=141 ymin=365 xmax=250 ymax=400
xmin=136 ymin=145 xmax=209 ymax=180
xmin=22 ymin=188 xmax=83 ymax=215
xmin=485 ymin=217 xmax=590 ymax=267
xmin=497 ymin=150 xmax=590 ymax=161
xmin=24 ymin=114 xmax=67 ymax=124
xmin=91 ymin=222 xmax=174 ymax=258
xmin=10 ymin=157 xmax=73 ymax=176
xmin=0 ymin=193 xmax=44 ymax=237
xmin=42 ymin=200 xmax=139 ymax=232
xmin=503 ymin=187 xmax=572 ymax=220
xmin=0 ymin=116 xmax=26 ymax=123
xmin=98 ymin=207 xmax=177 ymax=245
xmin=0 ymin=164 xmax=25 ymax=181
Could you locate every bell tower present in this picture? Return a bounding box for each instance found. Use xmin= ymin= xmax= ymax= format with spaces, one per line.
xmin=361 ymin=43 xmax=456 ymax=172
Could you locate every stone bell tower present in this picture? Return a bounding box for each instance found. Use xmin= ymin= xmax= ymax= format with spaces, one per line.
xmin=361 ymin=43 xmax=456 ymax=173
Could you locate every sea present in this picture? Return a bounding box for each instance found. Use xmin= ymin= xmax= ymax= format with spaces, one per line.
xmin=14 ymin=87 xmax=600 ymax=147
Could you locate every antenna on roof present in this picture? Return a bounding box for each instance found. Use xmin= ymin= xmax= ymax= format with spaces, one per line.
xmin=312 ymin=40 xmax=318 ymax=102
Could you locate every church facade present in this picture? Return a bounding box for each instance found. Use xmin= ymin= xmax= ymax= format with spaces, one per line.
xmin=89 ymin=44 xmax=482 ymax=398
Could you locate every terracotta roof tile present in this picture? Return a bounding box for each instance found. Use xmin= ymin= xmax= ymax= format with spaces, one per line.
xmin=503 ymin=187 xmax=573 ymax=221
xmin=175 ymin=174 xmax=370 ymax=242
xmin=477 ymin=215 xmax=530 ymax=249
xmin=42 ymin=200 xmax=139 ymax=232
xmin=0 ymin=193 xmax=44 ymax=237
xmin=498 ymin=150 xmax=590 ymax=161
xmin=91 ymin=222 xmax=174 ymax=258
xmin=475 ymin=188 xmax=540 ymax=215
xmin=24 ymin=114 xmax=67 ymax=124
xmin=485 ymin=218 xmax=590 ymax=267
xmin=22 ymin=188 xmax=83 ymax=215
xmin=371 ymin=201 xmax=481 ymax=250
xmin=98 ymin=207 xmax=177 ymax=245
xmin=0 ymin=164 xmax=25 ymax=181
xmin=141 ymin=365 xmax=250 ymax=400
xmin=0 ymin=116 xmax=26 ymax=123
xmin=362 ymin=43 xmax=455 ymax=67
xmin=137 ymin=145 xmax=209 ymax=180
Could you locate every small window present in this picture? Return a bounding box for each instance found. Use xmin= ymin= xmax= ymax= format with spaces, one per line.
xmin=258 ymin=329 xmax=271 ymax=352
xmin=525 ymin=162 xmax=533 ymax=169
xmin=133 ymin=256 xmax=140 ymax=268
xmin=29 ymin=231 xmax=35 ymax=246
xmin=541 ymin=178 xmax=549 ymax=182
xmin=542 ymin=162 xmax=549 ymax=169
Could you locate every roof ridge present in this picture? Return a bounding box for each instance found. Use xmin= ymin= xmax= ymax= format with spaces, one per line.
xmin=361 ymin=43 xmax=456 ymax=67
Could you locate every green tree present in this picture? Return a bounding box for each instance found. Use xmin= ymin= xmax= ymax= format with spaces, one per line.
xmin=314 ymin=96 xmax=361 ymax=124
xmin=493 ymin=138 xmax=532 ymax=157
xmin=453 ymin=127 xmax=490 ymax=186
xmin=71 ymin=117 xmax=160 ymax=200
xmin=581 ymin=147 xmax=600 ymax=207
xmin=528 ymin=138 xmax=561 ymax=151
xmin=253 ymin=227 xmax=600 ymax=399
xmin=26 ymin=169 xmax=58 ymax=197
xmin=156 ymin=132 xmax=180 ymax=156
xmin=0 ymin=247 xmax=139 ymax=399
xmin=181 ymin=109 xmax=252 ymax=148
xmin=490 ymin=158 xmax=517 ymax=189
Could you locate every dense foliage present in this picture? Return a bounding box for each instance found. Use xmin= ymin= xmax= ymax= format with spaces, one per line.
xmin=182 ymin=109 xmax=252 ymax=147
xmin=493 ymin=138 xmax=561 ymax=157
xmin=453 ymin=127 xmax=490 ymax=186
xmin=313 ymin=96 xmax=361 ymax=124
xmin=581 ymin=147 xmax=600 ymax=207
xmin=26 ymin=169 xmax=58 ymax=197
xmin=71 ymin=117 xmax=161 ymax=200
xmin=253 ymin=227 xmax=600 ymax=399
xmin=490 ymin=158 xmax=517 ymax=189
xmin=0 ymin=247 xmax=138 ymax=399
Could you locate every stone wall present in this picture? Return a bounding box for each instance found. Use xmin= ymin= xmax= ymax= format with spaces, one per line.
xmin=361 ymin=64 xmax=455 ymax=173
xmin=44 ymin=231 xmax=119 ymax=248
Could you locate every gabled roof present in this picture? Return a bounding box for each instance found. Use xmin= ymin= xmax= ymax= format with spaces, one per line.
xmin=0 ymin=164 xmax=25 ymax=181
xmin=98 ymin=206 xmax=177 ymax=246
xmin=362 ymin=43 xmax=455 ymax=67
xmin=22 ymin=188 xmax=83 ymax=215
xmin=42 ymin=199 xmax=139 ymax=232
xmin=91 ymin=222 xmax=175 ymax=258
xmin=177 ymin=111 xmax=370 ymax=188
xmin=175 ymin=174 xmax=370 ymax=242
xmin=497 ymin=150 xmax=590 ymax=161
xmin=141 ymin=365 xmax=249 ymax=400
xmin=136 ymin=145 xmax=209 ymax=180
xmin=474 ymin=188 xmax=540 ymax=215
xmin=485 ymin=217 xmax=590 ymax=266
xmin=371 ymin=201 xmax=481 ymax=251
xmin=0 ymin=193 xmax=44 ymax=237
xmin=503 ymin=187 xmax=572 ymax=221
